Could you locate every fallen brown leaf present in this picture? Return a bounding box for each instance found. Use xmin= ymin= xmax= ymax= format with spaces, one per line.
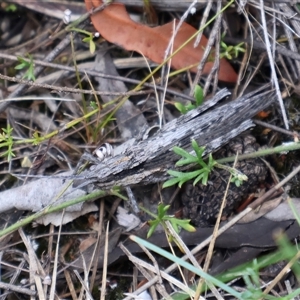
xmin=85 ymin=0 xmax=238 ymax=82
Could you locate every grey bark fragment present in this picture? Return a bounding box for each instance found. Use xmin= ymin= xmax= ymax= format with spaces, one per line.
xmin=74 ymin=87 xmax=276 ymax=190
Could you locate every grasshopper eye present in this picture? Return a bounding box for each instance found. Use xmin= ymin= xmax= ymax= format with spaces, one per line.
xmin=93 ymin=143 xmax=114 ymax=162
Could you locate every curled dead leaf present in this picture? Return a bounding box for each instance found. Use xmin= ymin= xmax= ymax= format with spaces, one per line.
xmin=85 ymin=0 xmax=238 ymax=82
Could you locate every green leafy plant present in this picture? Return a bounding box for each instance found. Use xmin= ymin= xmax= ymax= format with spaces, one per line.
xmin=32 ymin=131 xmax=43 ymax=146
xmin=175 ymin=84 xmax=204 ymax=114
xmin=141 ymin=203 xmax=195 ymax=239
xmin=0 ymin=125 xmax=15 ymax=162
xmin=230 ymin=169 xmax=248 ymax=187
xmin=220 ymin=33 xmax=245 ymax=60
xmin=69 ymin=27 xmax=96 ymax=54
xmin=5 ymin=4 xmax=17 ymax=12
xmin=163 ymin=139 xmax=216 ymax=188
xmin=82 ymin=35 xmax=96 ymax=54
xmin=90 ymin=101 xmax=98 ymax=110
xmin=15 ymin=54 xmax=36 ymax=81
xmin=163 ymin=139 xmax=248 ymax=189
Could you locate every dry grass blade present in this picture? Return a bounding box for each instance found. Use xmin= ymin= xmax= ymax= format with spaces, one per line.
xmin=195 ymin=154 xmax=239 ymax=299
xmin=165 ymin=221 xmax=224 ymax=300
xmin=123 ymin=238 xmax=170 ymax=298
xmin=0 ymin=281 xmax=36 ymax=296
xmin=18 ymin=228 xmax=46 ymax=299
xmin=258 ymin=0 xmax=289 ymax=130
xmin=89 ymin=200 xmax=105 ymax=292
xmin=73 ymin=269 xmax=94 ymax=300
xmin=120 ymin=242 xmax=190 ymax=298
xmin=100 ymin=222 xmax=110 ymax=300
xmin=191 ymin=0 xmax=222 ymax=96
xmin=49 ymin=210 xmax=65 ymax=300
xmin=0 ymin=73 xmax=151 ymax=97
xmin=45 ymin=224 xmax=54 ymax=297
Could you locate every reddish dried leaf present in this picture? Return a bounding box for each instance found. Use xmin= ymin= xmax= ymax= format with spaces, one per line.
xmin=256 ymin=110 xmax=271 ymax=118
xmin=85 ymin=0 xmax=238 ymax=82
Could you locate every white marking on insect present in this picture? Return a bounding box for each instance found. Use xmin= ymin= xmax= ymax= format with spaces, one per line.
xmin=93 ymin=143 xmax=114 ymax=162
xmin=190 ymin=7 xmax=196 ymax=15
xmin=63 ymin=9 xmax=72 ymax=24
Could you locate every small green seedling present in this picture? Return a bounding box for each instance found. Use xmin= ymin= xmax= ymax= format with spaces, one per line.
xmin=90 ymin=101 xmax=98 ymax=110
xmin=230 ymin=169 xmax=248 ymax=187
xmin=0 ymin=125 xmax=15 ymax=162
xmin=163 ymin=139 xmax=216 ymax=188
xmin=5 ymin=4 xmax=17 ymax=12
xmin=142 ymin=203 xmax=195 ymax=239
xmin=32 ymin=131 xmax=43 ymax=146
xmin=163 ymin=139 xmax=248 ymax=189
xmin=15 ymin=54 xmax=36 ymax=81
xmin=69 ymin=27 xmax=96 ymax=54
xmin=175 ymin=84 xmax=204 ymax=114
xmin=82 ymin=35 xmax=96 ymax=54
xmin=220 ymin=33 xmax=245 ymax=60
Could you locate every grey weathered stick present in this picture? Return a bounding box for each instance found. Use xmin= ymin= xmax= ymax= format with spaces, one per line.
xmin=73 ymin=86 xmax=275 ymax=190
